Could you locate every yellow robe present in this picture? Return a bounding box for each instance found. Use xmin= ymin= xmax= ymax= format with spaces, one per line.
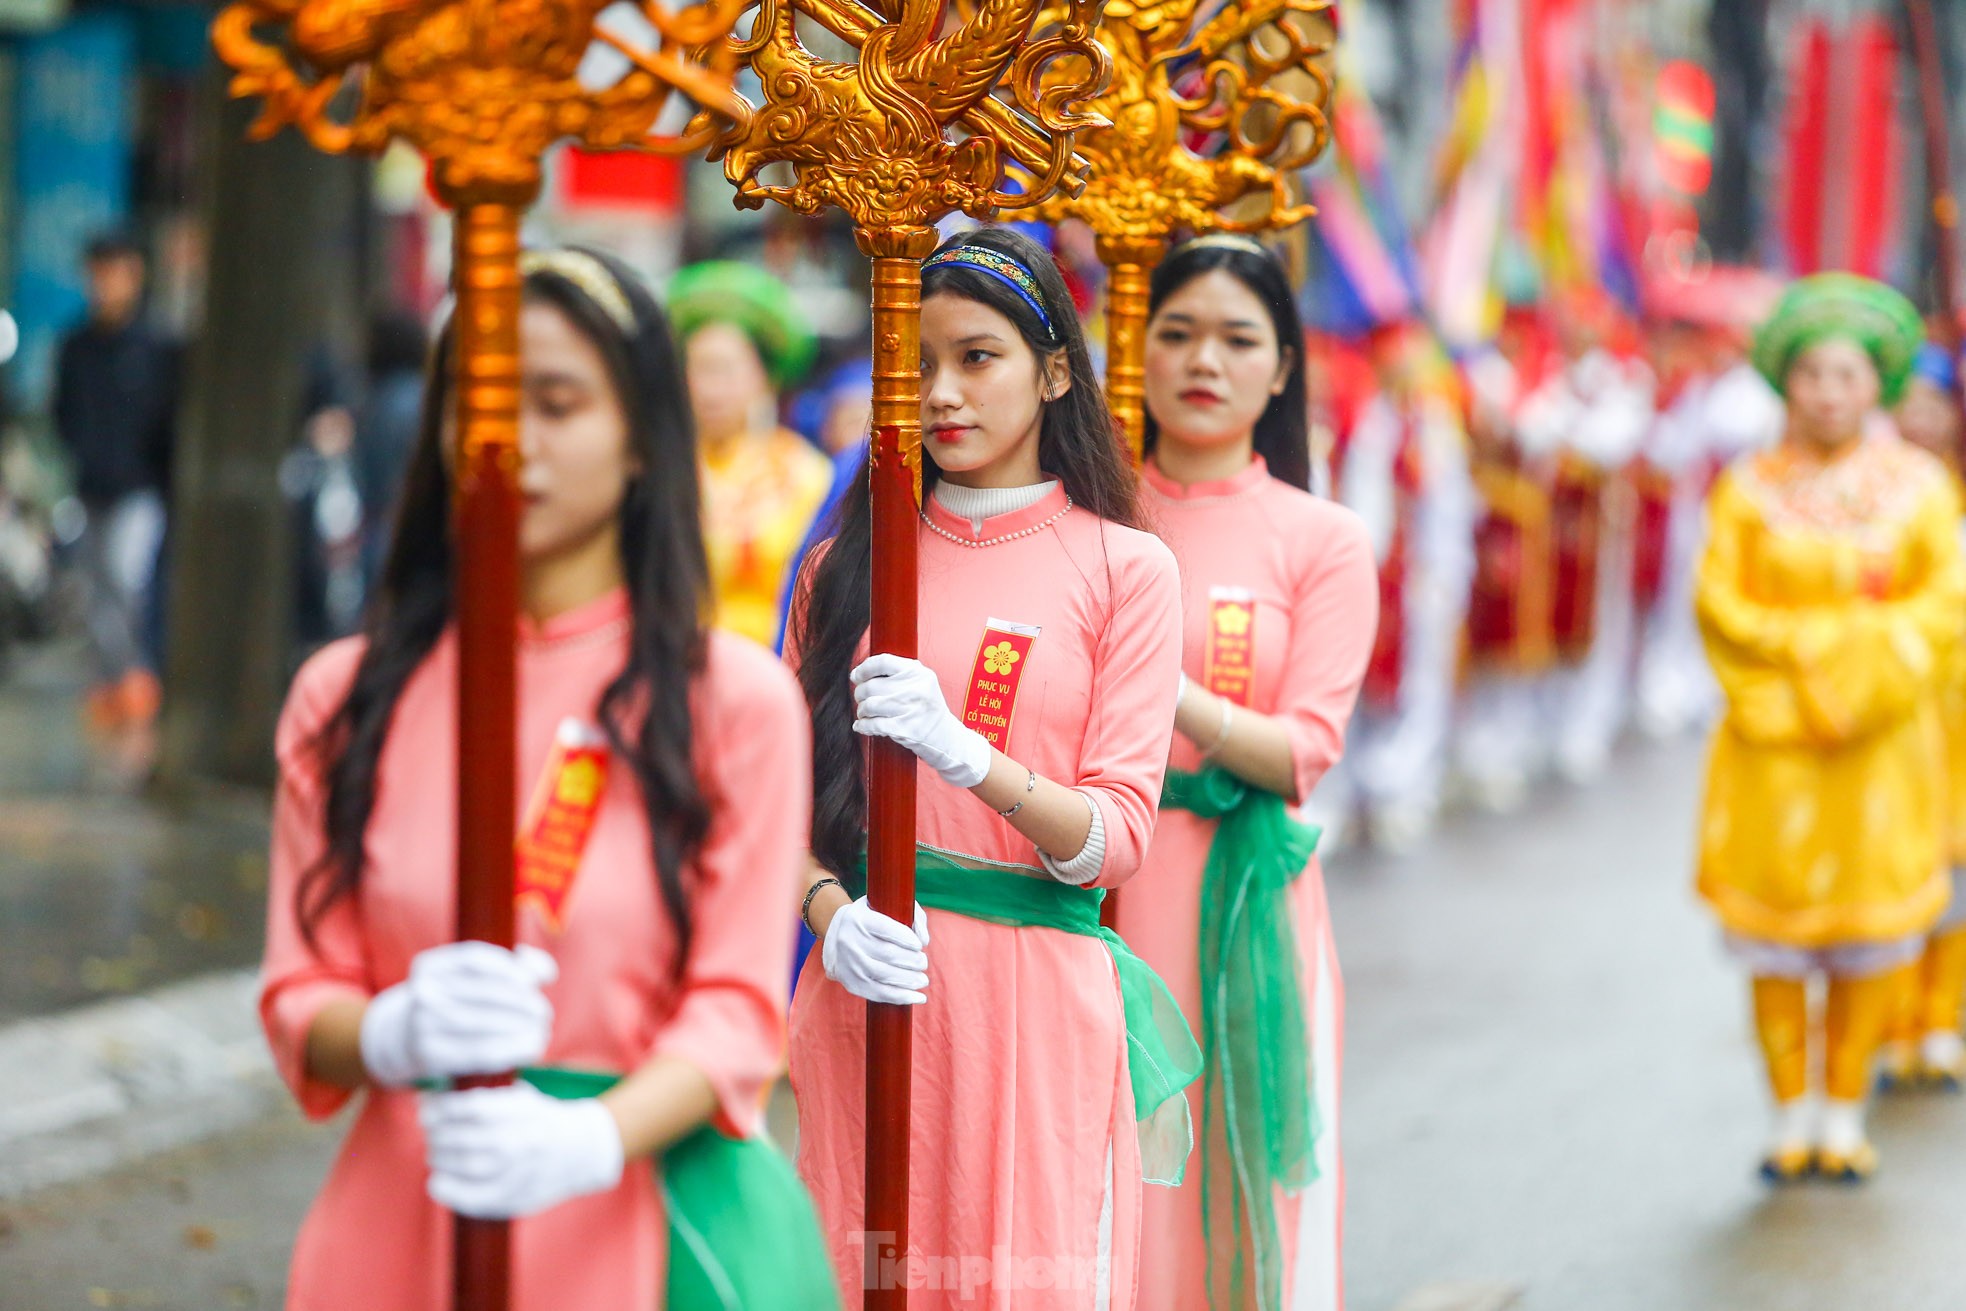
xmin=700 ymin=427 xmax=833 ymax=646
xmin=1695 ymin=436 xmax=1966 ymax=948
xmin=1942 ymin=516 xmax=1966 ymax=868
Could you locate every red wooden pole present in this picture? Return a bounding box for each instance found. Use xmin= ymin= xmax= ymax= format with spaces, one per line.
xmin=859 ymin=227 xmax=932 ymax=1310
xmin=448 ymin=201 xmax=524 ymax=1311
xmin=1097 ymin=234 xmax=1160 ymax=932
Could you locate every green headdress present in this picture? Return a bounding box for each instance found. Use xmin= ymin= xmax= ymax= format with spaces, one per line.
xmin=666 ymin=261 xmax=817 ymax=391
xmin=1751 ymin=272 xmax=1925 ymax=405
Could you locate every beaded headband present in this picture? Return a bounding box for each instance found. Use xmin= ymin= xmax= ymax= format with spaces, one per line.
xmin=519 ymin=249 xmax=636 ymax=333
xmin=923 ymin=245 xmax=1057 ymax=338
xmin=1172 ymin=233 xmax=1272 ymax=259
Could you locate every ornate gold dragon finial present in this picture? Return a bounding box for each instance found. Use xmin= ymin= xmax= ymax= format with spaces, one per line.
xmin=1027 ymin=0 xmax=1337 ymax=457
xmin=212 ymin=0 xmax=746 ymax=476
xmin=713 ymin=0 xmax=1110 ymax=491
xmin=213 ymin=0 xmax=747 ymax=203
xmin=719 ymin=0 xmax=1107 ymax=237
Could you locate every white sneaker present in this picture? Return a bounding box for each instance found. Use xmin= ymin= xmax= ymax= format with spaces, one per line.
xmin=1876 ymin=1039 xmax=1919 ymax=1091
xmin=1921 ymin=1031 xmax=1965 ymax=1087
xmin=1816 ymin=1098 xmax=1876 ymax=1181
xmin=1760 ymin=1096 xmax=1817 ymax=1183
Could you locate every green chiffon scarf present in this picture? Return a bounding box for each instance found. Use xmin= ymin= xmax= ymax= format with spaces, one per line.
xmin=522 ymin=1068 xmax=839 ymax=1311
xmin=1160 ymin=764 xmax=1323 ymax=1311
xmin=850 ymin=845 xmax=1203 ymax=1185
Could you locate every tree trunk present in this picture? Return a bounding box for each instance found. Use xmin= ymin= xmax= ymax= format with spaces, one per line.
xmin=159 ymin=75 xmax=367 ymax=788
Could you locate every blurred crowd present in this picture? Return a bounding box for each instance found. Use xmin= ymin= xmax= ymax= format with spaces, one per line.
xmin=7 ymin=222 xmax=1960 ymax=845
xmin=1299 ymin=271 xmax=1789 ymax=852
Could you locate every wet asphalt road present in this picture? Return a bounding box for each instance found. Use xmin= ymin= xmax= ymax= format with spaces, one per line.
xmin=1336 ymin=736 xmax=1966 ymax=1311
xmin=3 ymin=706 xmax=1964 ymax=1309
xmin=0 ymin=647 xmax=270 ymax=1024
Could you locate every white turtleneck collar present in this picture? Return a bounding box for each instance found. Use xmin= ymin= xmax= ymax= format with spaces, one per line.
xmin=931 ymin=479 xmax=1060 ymax=534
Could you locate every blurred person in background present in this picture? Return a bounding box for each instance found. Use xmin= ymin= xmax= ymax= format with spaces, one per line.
xmin=1879 ymin=340 xmax=1966 ymax=1091
xmin=1453 ymin=307 xmax=1557 ymax=812
xmin=1891 ymin=340 xmax=1964 ymax=473
xmin=353 ymin=310 xmax=430 ymax=591
xmin=669 ymin=261 xmax=831 ymax=646
xmin=777 ymin=356 xmax=872 ymax=654
xmin=1631 ymin=272 xmax=1783 ymax=741
xmin=281 ymin=351 xmax=364 ymax=654
xmin=791 ymin=356 xmax=873 ymax=459
xmin=53 ymin=233 xmax=180 ymax=738
xmin=1695 ymin=276 xmax=1964 ymax=1182
xmin=0 ymin=353 xmax=54 ymax=674
xmin=1310 ymin=322 xmax=1476 ymax=853
xmin=1516 ymin=293 xmax=1655 ymax=786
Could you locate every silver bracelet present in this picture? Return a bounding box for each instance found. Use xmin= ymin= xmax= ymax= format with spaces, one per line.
xmin=1199 ymin=698 xmax=1234 ymax=760
xmin=997 ymin=767 xmax=1037 ymax=818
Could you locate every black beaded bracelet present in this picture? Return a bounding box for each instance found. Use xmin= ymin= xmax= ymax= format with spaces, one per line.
xmin=801 ymin=877 xmax=844 ymax=935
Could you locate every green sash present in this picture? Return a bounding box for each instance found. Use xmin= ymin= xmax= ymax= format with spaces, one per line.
xmin=1160 ymin=765 xmax=1322 ymax=1311
xmin=522 ymin=1068 xmax=839 ymax=1311
xmin=850 ymin=846 xmax=1203 ymax=1185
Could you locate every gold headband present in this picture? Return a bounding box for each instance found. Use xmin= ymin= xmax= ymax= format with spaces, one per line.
xmin=1174 ymin=233 xmax=1272 ymax=259
xmin=519 ymin=249 xmax=636 ymax=333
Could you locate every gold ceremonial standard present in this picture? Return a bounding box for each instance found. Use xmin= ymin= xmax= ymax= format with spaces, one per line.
xmin=1028 ymin=0 xmax=1336 ymax=458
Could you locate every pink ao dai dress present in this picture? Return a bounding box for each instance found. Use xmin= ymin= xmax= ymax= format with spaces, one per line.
xmin=787 ymin=482 xmax=1186 ymax=1310
xmin=1124 ymin=456 xmax=1379 ymax=1311
xmin=259 ymin=589 xmax=812 ymax=1310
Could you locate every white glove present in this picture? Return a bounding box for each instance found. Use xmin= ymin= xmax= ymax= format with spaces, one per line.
xmin=851 ymin=653 xmax=992 ymax=788
xmin=360 ymin=941 xmax=558 ymax=1088
xmin=822 ymin=896 xmax=932 ymax=1006
xmin=421 ymin=1083 xmax=624 ymax=1219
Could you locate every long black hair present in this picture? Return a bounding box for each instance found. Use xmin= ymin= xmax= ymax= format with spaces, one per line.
xmin=1142 ymin=237 xmax=1312 ymax=490
xmin=299 ymin=247 xmax=712 ymax=955
xmin=788 ymin=226 xmax=1140 ymax=877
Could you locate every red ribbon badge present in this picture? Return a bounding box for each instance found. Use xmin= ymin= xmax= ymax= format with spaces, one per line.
xmin=960 ymin=618 xmax=1041 ymax=749
xmin=1203 ymin=587 xmax=1257 ymax=706
xmin=516 ymin=718 xmax=610 ymax=933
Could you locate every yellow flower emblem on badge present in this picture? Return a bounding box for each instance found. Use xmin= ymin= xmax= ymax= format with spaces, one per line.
xmin=556 ymin=757 xmax=604 ymax=806
xmin=983 ymin=641 xmax=1022 ymax=675
xmin=1216 ymin=604 xmax=1252 ymax=636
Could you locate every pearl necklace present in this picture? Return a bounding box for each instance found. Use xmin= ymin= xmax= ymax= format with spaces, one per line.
xmin=919 ymin=495 xmax=1074 ymax=547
